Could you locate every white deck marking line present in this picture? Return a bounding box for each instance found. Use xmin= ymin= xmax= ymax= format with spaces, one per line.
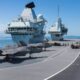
xmin=43 ymin=47 xmax=69 ymax=62
xmin=44 ymin=51 xmax=80 ymax=80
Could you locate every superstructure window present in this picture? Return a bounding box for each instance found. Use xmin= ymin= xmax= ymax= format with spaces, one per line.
xmin=8 ymin=27 xmax=37 ymax=32
xmin=55 ymin=34 xmax=60 ymax=37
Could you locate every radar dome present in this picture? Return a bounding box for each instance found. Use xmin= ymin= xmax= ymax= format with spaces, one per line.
xmin=37 ymin=14 xmax=44 ymax=19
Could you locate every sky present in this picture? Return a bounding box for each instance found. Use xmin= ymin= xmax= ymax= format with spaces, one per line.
xmin=0 ymin=0 xmax=80 ymax=37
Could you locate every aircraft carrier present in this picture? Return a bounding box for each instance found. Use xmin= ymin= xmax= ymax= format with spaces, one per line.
xmin=49 ymin=6 xmax=68 ymax=41
xmin=0 ymin=2 xmax=80 ymax=80
xmin=0 ymin=40 xmax=80 ymax=80
xmin=6 ymin=2 xmax=47 ymax=45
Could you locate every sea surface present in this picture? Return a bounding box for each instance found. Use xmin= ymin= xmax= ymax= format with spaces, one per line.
xmin=0 ymin=37 xmax=14 ymax=48
xmin=0 ymin=35 xmax=80 ymax=48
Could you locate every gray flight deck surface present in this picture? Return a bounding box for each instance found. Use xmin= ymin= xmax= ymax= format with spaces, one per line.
xmin=0 ymin=45 xmax=79 ymax=80
xmin=48 ymin=52 xmax=80 ymax=80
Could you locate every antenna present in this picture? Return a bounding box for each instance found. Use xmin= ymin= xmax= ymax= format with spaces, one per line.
xmin=57 ymin=5 xmax=60 ymax=17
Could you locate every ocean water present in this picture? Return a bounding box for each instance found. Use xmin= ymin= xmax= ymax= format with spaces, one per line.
xmin=46 ymin=35 xmax=80 ymax=40
xmin=0 ymin=37 xmax=14 ymax=48
xmin=0 ymin=36 xmax=80 ymax=48
xmin=64 ymin=36 xmax=80 ymax=39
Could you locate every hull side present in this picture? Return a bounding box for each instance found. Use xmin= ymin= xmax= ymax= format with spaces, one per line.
xmin=11 ymin=34 xmax=45 ymax=45
xmin=51 ymin=33 xmax=63 ymax=41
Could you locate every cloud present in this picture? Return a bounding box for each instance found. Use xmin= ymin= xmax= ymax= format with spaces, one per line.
xmin=0 ymin=24 xmax=7 ymax=32
xmin=0 ymin=24 xmax=11 ymax=38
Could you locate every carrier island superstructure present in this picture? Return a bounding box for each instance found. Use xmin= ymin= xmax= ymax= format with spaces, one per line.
xmin=49 ymin=7 xmax=68 ymax=41
xmin=6 ymin=2 xmax=47 ymax=45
